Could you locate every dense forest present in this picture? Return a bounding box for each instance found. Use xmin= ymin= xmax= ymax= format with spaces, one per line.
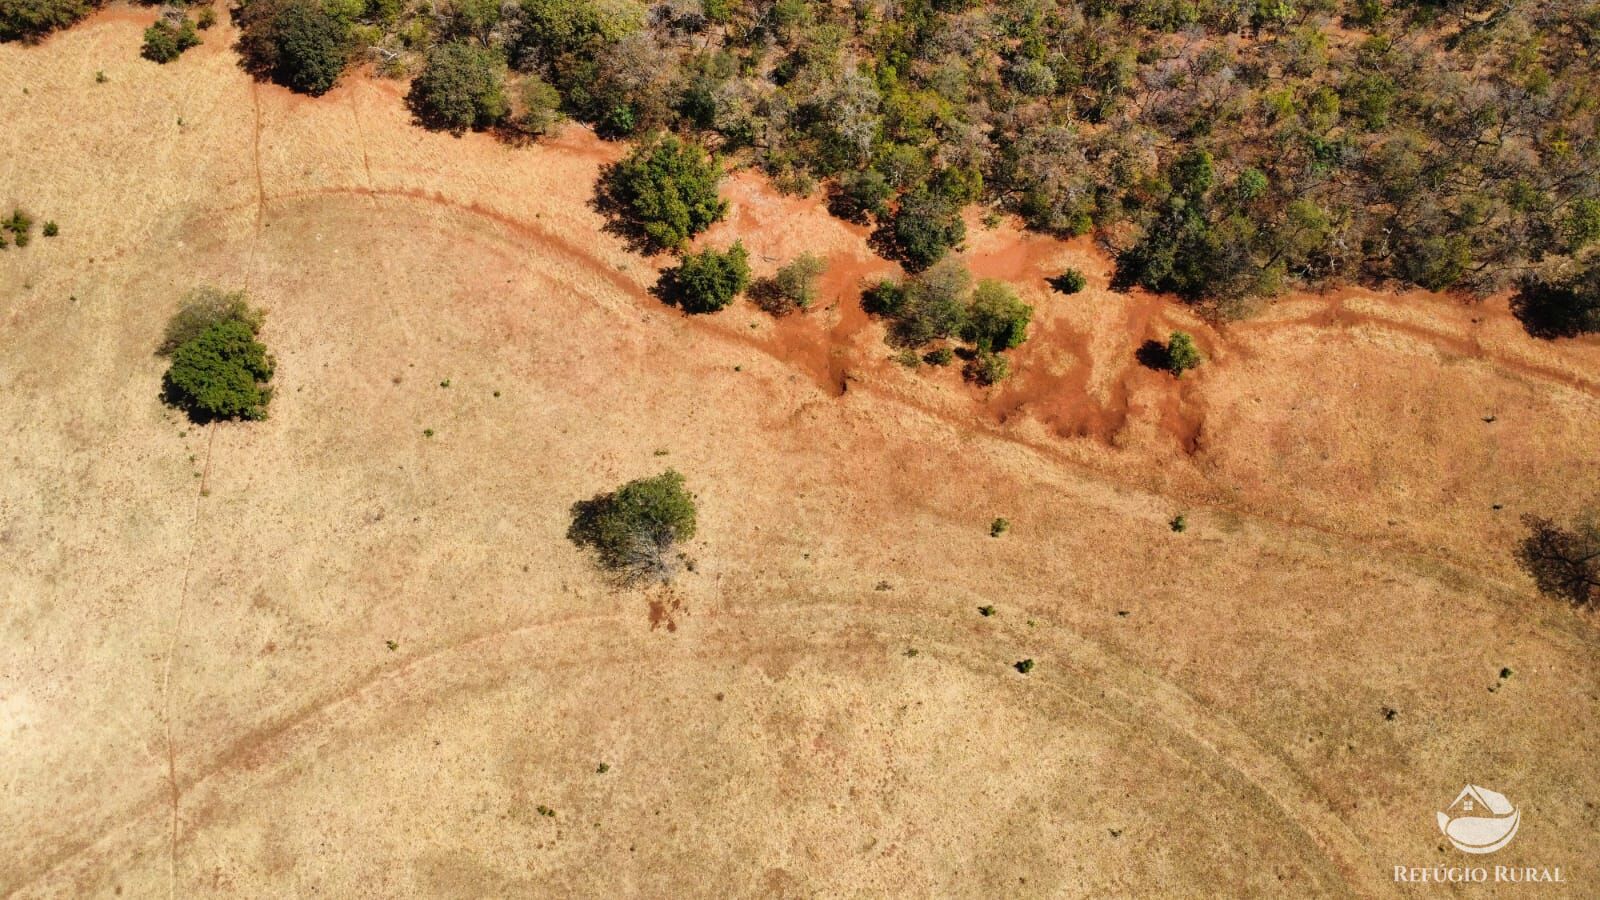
xmin=6 ymin=0 xmax=1599 ymax=328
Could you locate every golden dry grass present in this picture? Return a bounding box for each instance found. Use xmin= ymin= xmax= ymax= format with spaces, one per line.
xmin=2 ymin=10 xmax=1598 ymax=898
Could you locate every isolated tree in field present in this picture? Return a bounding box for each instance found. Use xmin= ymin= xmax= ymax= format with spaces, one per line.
xmin=1512 ymin=266 xmax=1600 ymax=339
xmin=408 ymin=42 xmax=508 ymax=133
xmin=597 ymin=133 xmax=726 ymax=253
xmin=1166 ymin=331 xmax=1202 ymax=376
xmin=1049 ymin=269 xmax=1086 ymax=295
xmin=142 ymin=15 xmax=199 ymax=63
xmin=236 ymin=0 xmax=351 ymax=96
xmin=568 ymin=469 xmax=697 ymax=585
xmin=1515 ymin=515 xmax=1599 ymax=609
xmin=750 ymin=253 xmax=825 ymax=315
xmin=657 ymin=241 xmax=749 ymax=314
xmin=159 ymin=289 xmax=274 ymax=422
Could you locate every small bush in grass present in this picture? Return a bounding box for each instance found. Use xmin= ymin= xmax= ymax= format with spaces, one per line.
xmin=42 ymin=220 xmax=58 ymax=237
xmin=978 ymin=605 xmax=996 ymax=616
xmin=4 ymin=209 xmax=34 ymax=247
xmin=989 ymin=517 xmax=1009 ymax=537
xmin=1169 ymin=514 xmax=1187 ymax=533
xmin=922 ymin=347 xmax=953 ymax=366
xmin=142 ymin=16 xmax=200 ymax=63
xmin=964 ymin=350 xmax=1010 ymax=385
xmin=568 ymin=469 xmax=698 ymax=585
xmin=1049 ymin=268 xmax=1087 ymax=294
xmin=1166 ymin=330 xmax=1202 ymax=376
xmin=1014 ymin=659 xmax=1035 ymax=674
xmin=196 ymin=5 xmax=215 ymax=28
xmin=657 ymin=242 xmax=750 ymax=314
xmin=749 ymin=252 xmax=825 ymax=315
xmin=159 ymin=289 xmax=274 ymax=422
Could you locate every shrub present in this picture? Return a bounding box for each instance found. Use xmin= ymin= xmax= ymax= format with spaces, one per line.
xmin=1014 ymin=658 xmax=1034 ymax=674
xmin=657 ymin=241 xmax=749 ymax=314
xmin=509 ymin=74 xmax=563 ymax=138
xmin=1049 ymin=269 xmax=1086 ymax=294
xmin=749 ymin=252 xmax=825 ymax=315
xmin=4 ymin=208 xmax=33 ymax=247
xmin=1511 ymin=266 xmax=1600 ymax=339
xmin=829 ymin=168 xmax=892 ymax=222
xmin=1166 ymin=331 xmax=1202 ymax=376
xmin=567 ymin=469 xmax=697 ymax=584
xmin=142 ymin=16 xmax=200 ymax=64
xmin=964 ymin=350 xmax=1010 ymax=385
xmin=989 ymin=518 xmax=1008 ymax=537
xmin=0 ymin=0 xmax=96 ymax=42
xmin=408 ymin=42 xmax=508 ymax=133
xmin=961 ymin=280 xmax=1032 ymax=352
xmin=922 ymin=347 xmax=953 ymax=366
xmin=159 ymin=291 xmax=274 ymax=422
xmin=598 ymin=133 xmax=726 ymax=252
xmin=237 ymin=0 xmax=351 ymax=96
xmin=866 ymin=259 xmax=970 ymax=348
xmin=1515 ymin=514 xmax=1598 ymax=608
xmin=42 ymin=220 xmax=57 ymax=237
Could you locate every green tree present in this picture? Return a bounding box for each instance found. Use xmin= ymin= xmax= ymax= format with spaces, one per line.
xmin=1049 ymin=269 xmax=1087 ymax=294
xmin=509 ymin=74 xmax=563 ymax=137
xmin=962 ymin=280 xmax=1032 ymax=352
xmin=658 ymin=241 xmax=749 ymax=314
xmin=237 ymin=0 xmax=351 ymax=96
xmin=159 ymin=291 xmax=274 ymax=422
xmin=598 ymin=133 xmax=727 ymax=252
xmin=1 ymin=0 xmax=95 ymax=42
xmin=568 ymin=469 xmax=697 ymax=584
xmin=1166 ymin=330 xmax=1202 ymax=376
xmin=750 ymin=253 xmax=825 ymax=315
xmin=964 ymin=351 xmax=1010 ymax=385
xmin=408 ymin=42 xmax=508 ymax=133
xmin=141 ymin=17 xmax=200 ymax=64
xmin=866 ymin=259 xmax=971 ymax=348
xmin=887 ymin=187 xmax=966 ymax=271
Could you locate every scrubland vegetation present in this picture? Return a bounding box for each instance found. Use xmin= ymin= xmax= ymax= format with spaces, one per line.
xmin=8 ymin=1 xmax=1597 ymax=332
xmin=189 ymin=0 xmax=1600 ymax=322
xmin=864 ymin=259 xmax=1033 ymax=382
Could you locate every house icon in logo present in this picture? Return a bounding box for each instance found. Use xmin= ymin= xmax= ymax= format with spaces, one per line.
xmin=1438 ymin=785 xmax=1520 ymax=854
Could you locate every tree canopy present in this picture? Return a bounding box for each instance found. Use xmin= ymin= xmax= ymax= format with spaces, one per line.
xmin=159 ymin=290 xmax=275 ymax=422
xmin=598 ymin=133 xmax=726 ymax=253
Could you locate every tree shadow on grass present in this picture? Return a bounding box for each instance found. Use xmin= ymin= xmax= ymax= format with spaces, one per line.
xmin=1135 ymin=339 xmax=1172 ymax=372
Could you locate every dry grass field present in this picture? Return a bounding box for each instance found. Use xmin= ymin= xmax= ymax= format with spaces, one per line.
xmin=2 ymin=9 xmax=1598 ymax=898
